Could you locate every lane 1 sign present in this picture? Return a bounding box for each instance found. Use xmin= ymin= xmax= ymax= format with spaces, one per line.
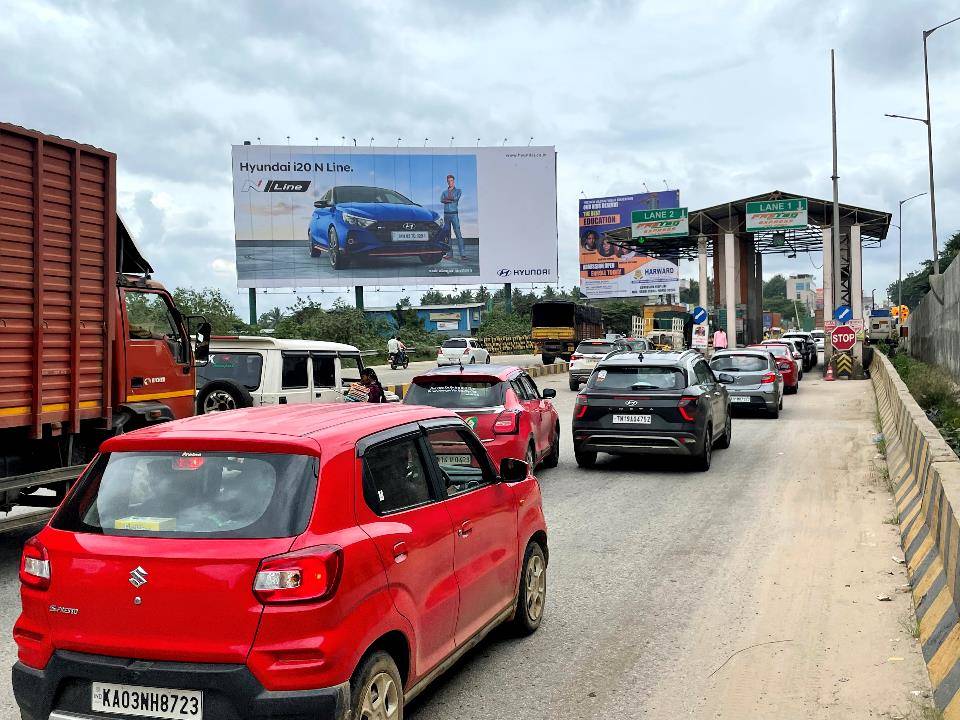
xmin=631 ymin=207 xmax=689 ymax=240
xmin=692 ymin=306 xmax=708 ymax=324
xmin=831 ymin=324 xmax=857 ymax=352
xmin=745 ymin=198 xmax=808 ymax=232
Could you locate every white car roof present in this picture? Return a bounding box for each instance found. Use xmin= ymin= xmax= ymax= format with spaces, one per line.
xmin=210 ymin=336 xmax=361 ymax=353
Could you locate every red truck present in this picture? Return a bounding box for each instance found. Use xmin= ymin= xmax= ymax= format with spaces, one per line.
xmin=0 ymin=122 xmax=209 ymax=531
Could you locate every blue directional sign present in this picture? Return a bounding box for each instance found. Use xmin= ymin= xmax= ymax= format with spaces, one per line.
xmin=692 ymin=306 xmax=708 ymax=324
xmin=834 ymin=305 xmax=852 ymax=322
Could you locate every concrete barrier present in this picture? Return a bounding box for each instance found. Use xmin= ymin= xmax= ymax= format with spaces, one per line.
xmin=386 ymin=360 xmax=570 ymax=399
xmin=872 ymin=352 xmax=960 ymax=716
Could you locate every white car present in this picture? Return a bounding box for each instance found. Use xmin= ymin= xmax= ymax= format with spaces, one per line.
xmin=568 ymin=338 xmax=622 ymax=391
xmin=811 ymin=329 xmax=825 ymax=352
xmin=196 ymin=336 xmax=396 ymax=412
xmin=437 ymin=337 xmax=491 ymax=365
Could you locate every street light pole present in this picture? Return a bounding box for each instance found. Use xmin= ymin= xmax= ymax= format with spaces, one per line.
xmin=897 ymin=192 xmax=927 ymax=313
xmin=885 ymin=15 xmax=960 ymax=277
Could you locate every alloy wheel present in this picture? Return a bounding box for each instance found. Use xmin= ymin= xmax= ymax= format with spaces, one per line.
xmin=359 ymin=671 xmax=400 ymax=720
xmin=203 ymin=390 xmax=236 ymax=413
xmin=525 ymin=552 xmax=546 ymax=623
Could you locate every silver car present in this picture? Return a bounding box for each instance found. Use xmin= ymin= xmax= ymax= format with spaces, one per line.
xmin=709 ymin=349 xmax=783 ymax=418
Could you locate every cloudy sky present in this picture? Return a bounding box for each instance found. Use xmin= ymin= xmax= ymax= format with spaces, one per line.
xmin=3 ymin=0 xmax=958 ymax=317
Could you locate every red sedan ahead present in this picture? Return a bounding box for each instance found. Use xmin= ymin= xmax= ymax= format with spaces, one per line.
xmin=747 ymin=343 xmax=799 ymax=394
xmin=405 ymin=365 xmax=560 ymax=469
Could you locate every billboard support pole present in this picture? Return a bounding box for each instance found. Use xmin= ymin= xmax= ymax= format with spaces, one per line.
xmin=697 ymin=235 xmax=708 ymax=309
xmin=248 ymin=288 xmax=257 ymax=326
xmin=504 ymin=283 xmax=512 ymax=314
xmin=355 ymin=286 xmax=364 ymax=311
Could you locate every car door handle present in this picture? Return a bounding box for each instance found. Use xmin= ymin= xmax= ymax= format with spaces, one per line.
xmin=458 ymin=521 xmax=473 ymax=537
xmin=392 ymin=542 xmax=408 ymax=563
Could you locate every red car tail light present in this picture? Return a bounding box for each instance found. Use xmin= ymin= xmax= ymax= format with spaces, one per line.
xmin=571 ymin=353 xmax=582 ymax=361
xmin=678 ymin=395 xmax=697 ymax=422
xmin=493 ymin=410 xmax=520 ymax=434
xmin=254 ymin=545 xmax=342 ymax=604
xmin=19 ymin=536 xmax=50 ymax=591
xmin=574 ymin=397 xmax=588 ymax=419
xmin=761 ymin=372 xmax=777 ymax=384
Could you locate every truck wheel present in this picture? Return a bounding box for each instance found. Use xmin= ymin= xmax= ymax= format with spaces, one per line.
xmin=541 ymin=353 xmax=556 ymax=365
xmin=197 ymin=381 xmax=252 ymax=414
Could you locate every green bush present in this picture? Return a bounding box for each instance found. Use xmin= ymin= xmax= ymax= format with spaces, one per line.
xmin=478 ymin=308 xmax=531 ymax=338
xmin=907 ymin=364 xmax=957 ymax=409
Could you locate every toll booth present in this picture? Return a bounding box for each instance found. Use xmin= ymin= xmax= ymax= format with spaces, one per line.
xmin=603 ymin=190 xmax=891 ymax=376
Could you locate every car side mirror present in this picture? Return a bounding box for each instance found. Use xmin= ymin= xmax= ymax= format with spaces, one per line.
xmin=499 ymin=457 xmax=530 ymax=483
xmin=542 ymin=388 xmax=557 ymax=399
xmin=314 ymin=200 xmax=328 ymax=208
xmin=717 ymin=373 xmax=735 ymax=384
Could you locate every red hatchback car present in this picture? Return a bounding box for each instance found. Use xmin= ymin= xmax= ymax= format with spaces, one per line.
xmin=404 ymin=365 xmax=560 ymax=470
xmin=747 ymin=343 xmax=799 ymax=393
xmin=13 ymin=404 xmax=548 ymax=720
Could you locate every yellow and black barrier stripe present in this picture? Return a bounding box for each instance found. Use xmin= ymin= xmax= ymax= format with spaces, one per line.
xmin=873 ymin=353 xmax=960 ymax=716
xmin=386 ymin=359 xmax=570 ymax=400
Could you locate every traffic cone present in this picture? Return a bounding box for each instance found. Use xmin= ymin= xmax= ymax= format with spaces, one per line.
xmin=824 ymin=363 xmax=835 ymax=381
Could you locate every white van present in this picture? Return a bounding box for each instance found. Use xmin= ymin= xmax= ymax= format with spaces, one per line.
xmin=196 ymin=336 xmax=374 ymax=413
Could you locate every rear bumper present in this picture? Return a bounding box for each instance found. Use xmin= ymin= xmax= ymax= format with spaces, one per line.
xmin=572 ymin=427 xmax=699 ymax=456
xmin=568 ymin=368 xmax=594 ymax=381
xmin=727 ymin=389 xmax=778 ymax=410
xmin=13 ymin=652 xmax=350 ymax=720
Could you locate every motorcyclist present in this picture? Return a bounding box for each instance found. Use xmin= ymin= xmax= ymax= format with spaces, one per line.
xmin=387 ymin=335 xmax=408 ymax=367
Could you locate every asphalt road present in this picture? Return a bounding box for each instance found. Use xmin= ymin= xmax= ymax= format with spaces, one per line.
xmin=0 ymin=365 xmax=932 ymax=718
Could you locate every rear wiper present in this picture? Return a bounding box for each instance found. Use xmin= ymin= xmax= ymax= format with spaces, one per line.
xmin=630 ymin=382 xmax=661 ymax=390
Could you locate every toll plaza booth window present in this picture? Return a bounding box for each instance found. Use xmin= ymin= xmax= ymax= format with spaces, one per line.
xmin=198 ymin=352 xmax=264 ymax=391
xmin=124 ymin=291 xmax=187 ymax=363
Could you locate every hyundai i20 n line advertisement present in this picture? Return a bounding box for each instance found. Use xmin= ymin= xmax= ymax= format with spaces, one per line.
xmin=232 ymin=145 xmax=558 ymax=288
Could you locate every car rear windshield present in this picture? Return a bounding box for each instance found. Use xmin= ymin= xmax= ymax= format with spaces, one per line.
xmin=586 ymin=366 xmax=685 ymax=391
xmin=197 ymin=352 xmax=263 ymax=391
xmin=760 ymin=345 xmax=791 ymax=358
xmin=577 ymin=342 xmax=615 ymax=355
xmin=52 ymin=451 xmax=318 ymax=539
xmin=442 ymin=339 xmax=468 ymax=349
xmin=710 ymin=354 xmax=768 ymax=372
xmin=405 ymin=380 xmax=505 ymax=409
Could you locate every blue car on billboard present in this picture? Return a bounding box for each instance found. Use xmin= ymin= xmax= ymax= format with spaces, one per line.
xmin=308 ymin=185 xmax=449 ymax=269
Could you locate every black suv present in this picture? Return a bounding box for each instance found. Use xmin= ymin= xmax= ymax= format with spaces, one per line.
xmin=571 ymin=350 xmax=733 ymax=471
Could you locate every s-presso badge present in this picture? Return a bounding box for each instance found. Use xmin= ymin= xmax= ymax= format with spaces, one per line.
xmin=129 ymin=566 xmax=148 ymax=588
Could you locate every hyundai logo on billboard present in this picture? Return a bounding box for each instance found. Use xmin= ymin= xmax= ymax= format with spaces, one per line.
xmin=498 ymin=268 xmax=551 ymax=278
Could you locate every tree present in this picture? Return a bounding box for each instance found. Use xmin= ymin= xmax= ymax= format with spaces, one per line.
xmin=258 ymin=307 xmax=284 ymax=329
xmin=763 ymin=274 xmax=787 ymax=300
xmin=887 ymin=228 xmax=960 ymax=308
xmin=171 ymin=287 xmax=245 ymax=334
xmin=680 ymin=280 xmax=700 ymax=305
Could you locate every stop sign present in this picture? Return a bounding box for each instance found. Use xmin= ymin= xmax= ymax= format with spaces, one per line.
xmin=831 ymin=324 xmax=856 ymax=351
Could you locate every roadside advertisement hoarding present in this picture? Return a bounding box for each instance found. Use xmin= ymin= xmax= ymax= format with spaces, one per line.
xmin=745 ymin=198 xmax=808 ymax=232
xmin=232 ymin=145 xmax=558 ymax=288
xmin=578 ymin=191 xmax=681 ymax=299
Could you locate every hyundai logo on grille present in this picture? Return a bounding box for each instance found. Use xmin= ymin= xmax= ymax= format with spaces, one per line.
xmin=129 ymin=566 xmax=148 ymax=588
xmin=403 ymin=223 xmax=416 ymax=230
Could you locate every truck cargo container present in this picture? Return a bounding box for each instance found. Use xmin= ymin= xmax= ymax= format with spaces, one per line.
xmin=0 ymin=123 xmax=209 ymax=530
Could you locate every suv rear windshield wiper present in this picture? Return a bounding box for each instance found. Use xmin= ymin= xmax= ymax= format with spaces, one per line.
xmin=630 ymin=382 xmax=663 ymax=390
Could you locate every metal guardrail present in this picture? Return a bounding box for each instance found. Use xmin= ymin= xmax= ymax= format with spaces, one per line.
xmin=0 ymin=509 xmax=54 ymax=533
xmin=0 ymin=465 xmax=86 ymax=495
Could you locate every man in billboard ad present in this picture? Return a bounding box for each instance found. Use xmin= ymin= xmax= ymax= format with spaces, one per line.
xmin=578 ymin=191 xmax=681 ymax=299
xmin=232 ymin=145 xmax=558 ymax=288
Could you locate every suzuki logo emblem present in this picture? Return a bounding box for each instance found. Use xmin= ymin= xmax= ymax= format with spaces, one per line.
xmin=403 ymin=223 xmax=416 ymax=230
xmin=129 ymin=566 xmax=148 ymax=588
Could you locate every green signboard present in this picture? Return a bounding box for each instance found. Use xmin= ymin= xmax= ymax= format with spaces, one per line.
xmin=631 ymin=207 xmax=689 ymax=241
xmin=745 ymin=198 xmax=808 ymax=232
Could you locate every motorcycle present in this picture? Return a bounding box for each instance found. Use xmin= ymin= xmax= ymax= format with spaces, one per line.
xmin=389 ymin=349 xmax=409 ymax=370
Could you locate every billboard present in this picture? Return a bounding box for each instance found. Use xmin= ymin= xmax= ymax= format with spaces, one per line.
xmin=232 ymin=145 xmax=557 ymax=288
xmin=578 ymin=191 xmax=681 ymax=299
